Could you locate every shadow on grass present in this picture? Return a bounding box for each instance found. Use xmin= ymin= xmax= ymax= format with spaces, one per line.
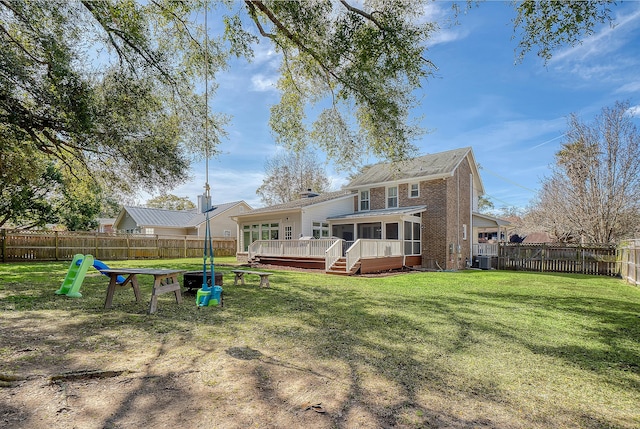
xmin=2 ymin=264 xmax=639 ymax=428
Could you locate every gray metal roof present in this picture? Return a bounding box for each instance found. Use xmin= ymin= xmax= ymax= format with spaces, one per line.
xmin=240 ymin=190 xmax=355 ymax=216
xmin=123 ymin=201 xmax=244 ymax=228
xmin=327 ymin=205 xmax=427 ymax=221
xmin=346 ymin=147 xmax=473 ymax=188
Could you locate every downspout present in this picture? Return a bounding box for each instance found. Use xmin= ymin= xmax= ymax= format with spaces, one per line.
xmin=469 ymin=172 xmax=473 ymax=266
xmin=457 ymin=171 xmax=460 ymax=270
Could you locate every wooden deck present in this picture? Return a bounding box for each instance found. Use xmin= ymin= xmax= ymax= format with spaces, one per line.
xmin=247 ymin=239 xmax=420 ymax=275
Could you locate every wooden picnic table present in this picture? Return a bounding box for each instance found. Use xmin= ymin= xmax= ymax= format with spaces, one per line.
xmin=100 ymin=268 xmax=186 ymax=314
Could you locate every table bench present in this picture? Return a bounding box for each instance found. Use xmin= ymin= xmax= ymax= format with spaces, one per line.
xmin=100 ymin=268 xmax=186 ymax=314
xmin=232 ymin=270 xmax=272 ymax=288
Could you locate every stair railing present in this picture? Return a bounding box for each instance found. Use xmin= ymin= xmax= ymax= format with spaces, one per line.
xmin=325 ymin=239 xmax=344 ymax=271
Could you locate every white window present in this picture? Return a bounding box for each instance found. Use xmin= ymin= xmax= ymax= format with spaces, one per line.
xmin=360 ymin=190 xmax=370 ymax=211
xmin=312 ymin=221 xmax=330 ymax=239
xmin=284 ymin=225 xmax=293 ymax=240
xmin=462 ymin=224 xmax=467 ymax=241
xmin=387 ymin=186 xmax=398 ymax=208
xmin=242 ymin=224 xmax=260 ymax=251
xmin=144 ymin=228 xmax=154 ymax=235
xmin=404 ymin=221 xmax=421 ymax=255
xmin=261 ymin=223 xmax=279 ymax=240
xmin=409 ymin=183 xmax=419 ymax=198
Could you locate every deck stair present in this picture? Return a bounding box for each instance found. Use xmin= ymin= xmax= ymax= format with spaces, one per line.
xmin=326 ymin=257 xmax=360 ymax=275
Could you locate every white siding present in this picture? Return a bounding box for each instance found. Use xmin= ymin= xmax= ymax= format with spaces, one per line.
xmin=207 ymin=202 xmax=251 ymax=239
xmin=300 ymin=198 xmax=354 ymax=237
xmin=116 ymin=214 xmax=138 ymax=233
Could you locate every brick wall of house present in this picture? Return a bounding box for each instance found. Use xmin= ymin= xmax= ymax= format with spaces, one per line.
xmin=347 ymin=154 xmax=474 ymax=270
xmin=410 ymin=158 xmax=474 ymax=270
xmin=420 ymin=178 xmax=448 ymax=269
xmin=450 ymin=159 xmax=472 ymax=269
xmin=370 ymin=186 xmax=386 ymax=211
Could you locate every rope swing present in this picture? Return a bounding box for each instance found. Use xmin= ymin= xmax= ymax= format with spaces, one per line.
xmin=196 ymin=2 xmax=222 ymax=307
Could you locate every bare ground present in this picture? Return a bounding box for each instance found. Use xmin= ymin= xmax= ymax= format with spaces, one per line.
xmin=1 ymin=311 xmax=362 ymax=429
xmin=3 ymin=265 xmax=636 ymax=429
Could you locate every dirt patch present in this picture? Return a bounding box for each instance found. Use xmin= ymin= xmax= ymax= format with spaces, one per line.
xmin=1 ymin=326 xmax=345 ymax=429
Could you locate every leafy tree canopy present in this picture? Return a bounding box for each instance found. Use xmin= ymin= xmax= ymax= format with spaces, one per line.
xmin=146 ymin=194 xmax=197 ymax=211
xmin=0 ymin=0 xmax=622 ymax=227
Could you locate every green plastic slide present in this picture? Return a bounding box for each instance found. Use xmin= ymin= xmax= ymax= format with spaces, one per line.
xmin=55 ymin=254 xmax=95 ymax=298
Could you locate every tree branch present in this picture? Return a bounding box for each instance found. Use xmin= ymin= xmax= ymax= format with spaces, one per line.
xmin=0 ymin=23 xmax=47 ymax=65
xmin=338 ymin=0 xmax=384 ymax=29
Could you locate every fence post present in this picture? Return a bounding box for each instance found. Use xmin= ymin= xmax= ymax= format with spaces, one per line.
xmin=1 ymin=229 xmax=5 ymax=263
xmin=54 ymin=230 xmax=59 ymax=261
xmin=184 ymin=236 xmax=187 ymax=258
xmin=95 ymin=232 xmax=99 ymax=259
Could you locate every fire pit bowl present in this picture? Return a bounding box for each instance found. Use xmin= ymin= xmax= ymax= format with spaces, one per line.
xmin=183 ymin=271 xmax=223 ymax=293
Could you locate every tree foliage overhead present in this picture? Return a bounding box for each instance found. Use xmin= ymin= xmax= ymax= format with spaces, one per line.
xmin=246 ymin=0 xmax=437 ymax=169
xmin=1 ymin=0 xmax=626 ymax=228
xmin=524 ymin=101 xmax=640 ymax=243
xmin=512 ymin=0 xmax=616 ymax=63
xmin=256 ymin=150 xmax=331 ymax=206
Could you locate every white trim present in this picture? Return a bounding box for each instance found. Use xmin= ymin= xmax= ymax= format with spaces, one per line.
xmin=386 ymin=186 xmax=398 ymax=208
xmin=409 ymin=182 xmax=420 ymax=198
xmin=359 ymin=189 xmax=370 ymax=211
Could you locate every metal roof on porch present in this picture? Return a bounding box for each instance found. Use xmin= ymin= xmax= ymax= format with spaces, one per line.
xmin=327 ymin=205 xmax=427 ymax=221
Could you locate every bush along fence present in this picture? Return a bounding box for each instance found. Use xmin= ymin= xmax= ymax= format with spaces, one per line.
xmin=496 ymin=243 xmax=619 ymax=277
xmin=0 ymin=229 xmax=236 ymax=262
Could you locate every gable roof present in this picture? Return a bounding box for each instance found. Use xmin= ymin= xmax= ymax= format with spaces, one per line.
xmin=185 ymin=201 xmax=249 ymax=227
xmin=238 ymin=190 xmax=355 ymax=217
xmin=345 ymin=147 xmax=483 ymax=192
xmin=117 ymin=201 xmax=247 ymax=228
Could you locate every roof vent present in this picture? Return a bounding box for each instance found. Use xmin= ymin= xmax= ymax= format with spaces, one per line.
xmin=299 ymin=189 xmax=319 ymax=198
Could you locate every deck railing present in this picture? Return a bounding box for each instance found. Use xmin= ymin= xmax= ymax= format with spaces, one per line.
xmin=346 ymin=239 xmax=403 ymax=272
xmin=473 ymin=243 xmax=499 ymax=256
xmin=249 ymin=238 xmax=404 ymax=272
xmin=248 ymin=239 xmax=338 ymax=260
xmin=325 ymin=240 xmax=343 ymax=271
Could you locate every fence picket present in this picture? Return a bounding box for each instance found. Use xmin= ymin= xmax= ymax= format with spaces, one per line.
xmin=0 ymin=229 xmax=236 ymax=262
xmin=498 ymin=243 xmax=619 ymax=277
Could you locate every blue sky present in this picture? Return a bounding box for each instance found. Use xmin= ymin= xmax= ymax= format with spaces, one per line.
xmin=151 ymin=1 xmax=640 ymax=211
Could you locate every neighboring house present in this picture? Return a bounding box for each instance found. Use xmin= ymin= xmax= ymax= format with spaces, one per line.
xmin=235 ymin=147 xmax=510 ymax=273
xmin=96 ymin=218 xmax=116 ymax=233
xmin=114 ymin=201 xmax=252 ymax=238
xmin=522 ymin=232 xmax=553 ymax=243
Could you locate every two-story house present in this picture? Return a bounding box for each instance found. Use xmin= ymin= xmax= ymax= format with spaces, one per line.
xmin=234 ymin=147 xmax=507 ymax=273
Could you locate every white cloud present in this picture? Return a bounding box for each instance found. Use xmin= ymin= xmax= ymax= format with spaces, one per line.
xmin=616 ymin=81 xmax=640 ymax=94
xmin=426 ymin=27 xmax=470 ymax=47
xmin=551 ymin=5 xmax=640 ymax=64
xmin=251 ymin=41 xmax=280 ymax=66
xmin=627 ymin=105 xmax=640 ymax=117
xmin=170 ymin=168 xmax=265 ymax=209
xmin=251 ymin=73 xmax=278 ymax=92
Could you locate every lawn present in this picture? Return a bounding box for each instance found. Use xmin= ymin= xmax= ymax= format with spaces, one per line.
xmin=1 ymin=258 xmax=639 ymax=428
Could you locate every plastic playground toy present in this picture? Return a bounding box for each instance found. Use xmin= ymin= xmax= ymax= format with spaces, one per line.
xmin=55 ymin=254 xmax=124 ymax=298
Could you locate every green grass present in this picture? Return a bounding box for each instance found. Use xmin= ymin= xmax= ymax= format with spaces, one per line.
xmin=1 ymin=258 xmax=639 ymax=428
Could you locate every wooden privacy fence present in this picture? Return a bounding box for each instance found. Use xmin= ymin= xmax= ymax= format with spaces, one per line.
xmin=498 ymin=243 xmax=618 ymax=276
xmin=0 ymin=229 xmax=236 ymax=262
xmin=618 ymin=239 xmax=640 ymax=285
